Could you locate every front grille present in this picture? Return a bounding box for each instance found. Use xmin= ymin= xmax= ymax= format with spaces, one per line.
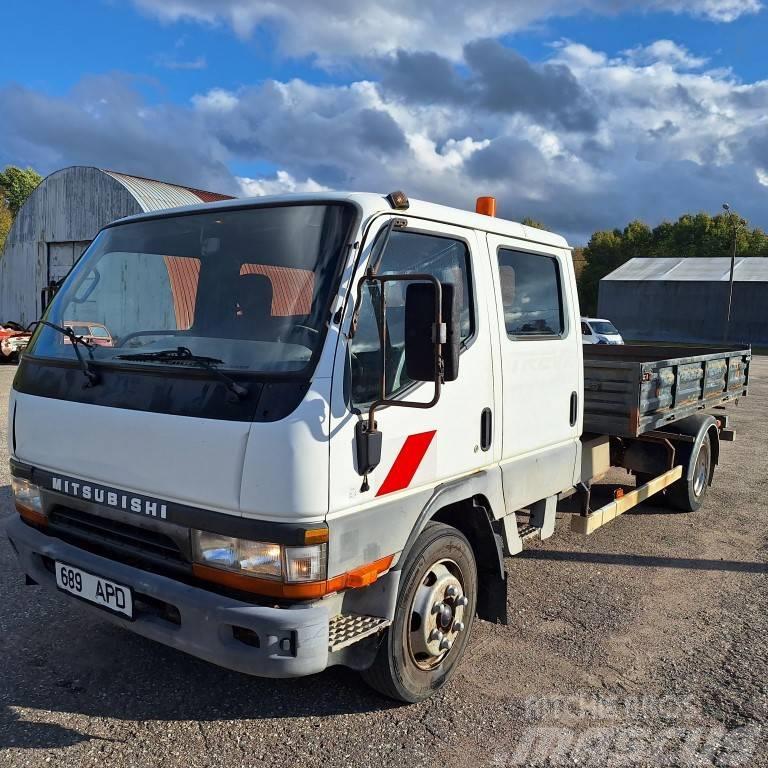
xmin=48 ymin=506 xmax=186 ymax=566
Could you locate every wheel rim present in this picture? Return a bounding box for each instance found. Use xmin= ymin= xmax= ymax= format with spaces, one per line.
xmin=406 ymin=558 xmax=468 ymax=671
xmin=692 ymin=442 xmax=710 ymax=498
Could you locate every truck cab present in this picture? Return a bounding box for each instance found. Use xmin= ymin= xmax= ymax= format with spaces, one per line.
xmin=10 ymin=191 xmax=727 ymax=702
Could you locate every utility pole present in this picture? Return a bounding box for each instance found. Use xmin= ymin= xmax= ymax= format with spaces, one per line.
xmin=722 ymin=203 xmax=738 ymax=343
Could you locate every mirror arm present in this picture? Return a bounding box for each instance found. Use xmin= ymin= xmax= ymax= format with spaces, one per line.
xmin=354 ymin=273 xmax=444 ymax=490
xmin=365 ymin=272 xmax=443 ymax=432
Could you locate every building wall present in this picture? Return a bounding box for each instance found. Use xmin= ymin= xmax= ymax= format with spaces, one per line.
xmin=0 ymin=167 xmax=233 ymax=327
xmin=598 ymin=280 xmax=768 ymax=346
xmin=0 ymin=167 xmax=143 ymax=325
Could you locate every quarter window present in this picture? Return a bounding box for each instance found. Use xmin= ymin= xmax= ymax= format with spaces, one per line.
xmin=497 ymin=249 xmax=564 ymax=338
xmin=350 ymin=229 xmax=474 ymax=406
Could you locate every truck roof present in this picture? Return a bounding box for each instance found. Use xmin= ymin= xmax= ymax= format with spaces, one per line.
xmin=106 ymin=191 xmax=571 ymax=251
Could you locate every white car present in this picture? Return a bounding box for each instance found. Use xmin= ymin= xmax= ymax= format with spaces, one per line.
xmin=581 ymin=317 xmax=624 ymax=345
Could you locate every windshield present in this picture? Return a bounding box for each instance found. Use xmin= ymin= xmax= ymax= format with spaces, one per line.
xmin=29 ymin=203 xmax=355 ymax=374
xmin=590 ymin=321 xmax=619 ymax=335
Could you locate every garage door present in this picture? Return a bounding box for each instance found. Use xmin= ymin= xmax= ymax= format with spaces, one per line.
xmin=48 ymin=241 xmax=91 ymax=284
xmin=42 ymin=241 xmax=92 ymax=312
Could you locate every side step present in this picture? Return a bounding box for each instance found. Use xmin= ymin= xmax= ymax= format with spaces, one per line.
xmin=571 ymin=465 xmax=683 ymax=535
xmin=328 ymin=613 xmax=391 ymax=652
xmin=518 ymin=524 xmax=540 ymax=543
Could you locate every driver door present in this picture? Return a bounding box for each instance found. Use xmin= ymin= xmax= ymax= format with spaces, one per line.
xmin=326 ymin=217 xmax=498 ymax=575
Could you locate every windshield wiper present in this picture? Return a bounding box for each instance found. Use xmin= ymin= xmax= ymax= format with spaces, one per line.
xmin=116 ymin=347 xmax=249 ymax=400
xmin=29 ymin=320 xmax=100 ymax=388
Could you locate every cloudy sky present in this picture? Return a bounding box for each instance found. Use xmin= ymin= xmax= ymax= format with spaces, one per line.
xmin=2 ymin=0 xmax=767 ymax=242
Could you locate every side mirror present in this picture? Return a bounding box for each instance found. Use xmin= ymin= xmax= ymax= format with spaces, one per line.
xmin=351 ymin=272 xmax=460 ymax=487
xmin=404 ymin=282 xmax=460 ymax=382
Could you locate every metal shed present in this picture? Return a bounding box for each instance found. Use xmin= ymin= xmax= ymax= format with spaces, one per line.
xmin=0 ymin=166 xmax=233 ymax=326
xmin=598 ymin=257 xmax=768 ymax=346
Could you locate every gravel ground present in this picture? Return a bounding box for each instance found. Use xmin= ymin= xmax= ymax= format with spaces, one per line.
xmin=0 ymin=358 xmax=766 ymax=768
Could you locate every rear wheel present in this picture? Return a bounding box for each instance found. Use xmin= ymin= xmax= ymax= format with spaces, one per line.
xmin=361 ymin=522 xmax=477 ymax=703
xmin=666 ymin=434 xmax=712 ymax=512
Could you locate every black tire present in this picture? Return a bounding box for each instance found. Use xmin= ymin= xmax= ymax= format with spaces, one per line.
xmin=361 ymin=522 xmax=477 ymax=703
xmin=665 ymin=434 xmax=712 ymax=512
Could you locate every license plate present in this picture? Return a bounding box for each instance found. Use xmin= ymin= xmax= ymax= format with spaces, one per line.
xmin=55 ymin=561 xmax=133 ymax=619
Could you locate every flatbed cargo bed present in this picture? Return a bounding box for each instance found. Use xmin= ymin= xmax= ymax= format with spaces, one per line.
xmin=582 ymin=345 xmax=751 ymax=437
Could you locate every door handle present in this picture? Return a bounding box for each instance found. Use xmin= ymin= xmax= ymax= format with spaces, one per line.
xmin=480 ymin=408 xmax=492 ymax=451
xmin=569 ymin=391 xmax=578 ymax=427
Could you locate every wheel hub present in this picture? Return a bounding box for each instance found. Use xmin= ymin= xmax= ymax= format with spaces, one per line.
xmin=693 ymin=443 xmax=709 ymax=497
xmin=408 ymin=560 xmax=468 ymax=669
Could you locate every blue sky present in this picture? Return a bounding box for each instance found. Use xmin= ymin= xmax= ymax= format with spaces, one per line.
xmin=2 ymin=0 xmax=768 ymax=242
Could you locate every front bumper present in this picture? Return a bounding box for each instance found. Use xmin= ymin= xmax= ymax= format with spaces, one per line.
xmin=6 ymin=516 xmax=332 ymax=678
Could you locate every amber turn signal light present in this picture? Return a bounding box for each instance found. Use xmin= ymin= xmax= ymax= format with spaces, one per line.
xmin=16 ymin=504 xmax=48 ymax=528
xmin=193 ymin=554 xmax=394 ymax=599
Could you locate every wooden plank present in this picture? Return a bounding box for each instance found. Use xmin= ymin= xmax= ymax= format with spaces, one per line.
xmin=571 ymin=465 xmax=684 ymax=535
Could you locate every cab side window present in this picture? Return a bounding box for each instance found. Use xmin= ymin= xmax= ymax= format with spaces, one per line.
xmin=581 ymin=321 xmax=591 ymax=335
xmin=350 ymin=229 xmax=474 ymax=406
xmin=497 ymin=249 xmax=564 ymax=338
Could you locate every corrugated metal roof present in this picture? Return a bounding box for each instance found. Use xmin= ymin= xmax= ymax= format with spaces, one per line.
xmin=188 ymin=188 xmax=234 ymax=203
xmin=603 ymin=256 xmax=768 ymax=282
xmin=103 ymin=170 xmax=234 ymax=212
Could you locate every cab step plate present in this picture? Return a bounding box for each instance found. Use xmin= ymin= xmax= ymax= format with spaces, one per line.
xmin=518 ymin=524 xmax=540 ymax=542
xmin=328 ymin=613 xmax=391 ymax=652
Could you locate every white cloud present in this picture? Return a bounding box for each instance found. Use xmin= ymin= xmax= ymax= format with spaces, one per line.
xmin=623 ymin=40 xmax=708 ymax=69
xmin=237 ymin=171 xmax=330 ymax=196
xmin=130 ymin=0 xmax=762 ymax=60
xmin=192 ymin=88 xmax=239 ymax=112
xmin=661 ymin=0 xmax=761 ymax=21
xmin=4 ymin=36 xmax=768 ymax=243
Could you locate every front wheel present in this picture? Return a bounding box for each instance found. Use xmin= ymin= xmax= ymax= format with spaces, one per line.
xmin=666 ymin=434 xmax=712 ymax=512
xmin=361 ymin=522 xmax=477 ymax=703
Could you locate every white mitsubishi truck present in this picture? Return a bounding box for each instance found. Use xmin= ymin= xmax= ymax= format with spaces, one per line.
xmin=6 ymin=191 xmax=750 ymax=702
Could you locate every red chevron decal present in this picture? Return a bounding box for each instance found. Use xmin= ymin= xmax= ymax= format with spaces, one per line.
xmin=375 ymin=430 xmax=437 ymax=497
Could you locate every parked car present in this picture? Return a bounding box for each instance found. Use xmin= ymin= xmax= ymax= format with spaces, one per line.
xmin=581 ymin=317 xmax=624 ymax=345
xmin=0 ymin=322 xmax=32 ymax=363
xmin=63 ymin=321 xmax=114 ymax=347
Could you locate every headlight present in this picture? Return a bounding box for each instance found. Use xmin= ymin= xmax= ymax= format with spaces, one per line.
xmin=12 ymin=477 xmax=45 ymax=525
xmin=192 ymin=531 xmax=329 ymax=584
xmin=12 ymin=477 xmax=42 ymax=512
xmin=193 ymin=531 xmax=283 ymax=579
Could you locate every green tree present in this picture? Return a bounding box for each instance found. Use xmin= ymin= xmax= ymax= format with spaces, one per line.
xmin=571 ymin=246 xmax=586 ymax=282
xmin=578 ymin=228 xmax=624 ymax=315
xmin=0 ymin=202 xmax=11 ymax=252
xmin=521 ymin=216 xmax=546 ymax=230
xmin=0 ymin=166 xmax=42 ymax=216
xmin=576 ymin=211 xmax=768 ymax=315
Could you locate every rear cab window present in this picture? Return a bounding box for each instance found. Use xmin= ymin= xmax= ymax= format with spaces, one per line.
xmin=496 ymin=249 xmax=565 ymax=339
